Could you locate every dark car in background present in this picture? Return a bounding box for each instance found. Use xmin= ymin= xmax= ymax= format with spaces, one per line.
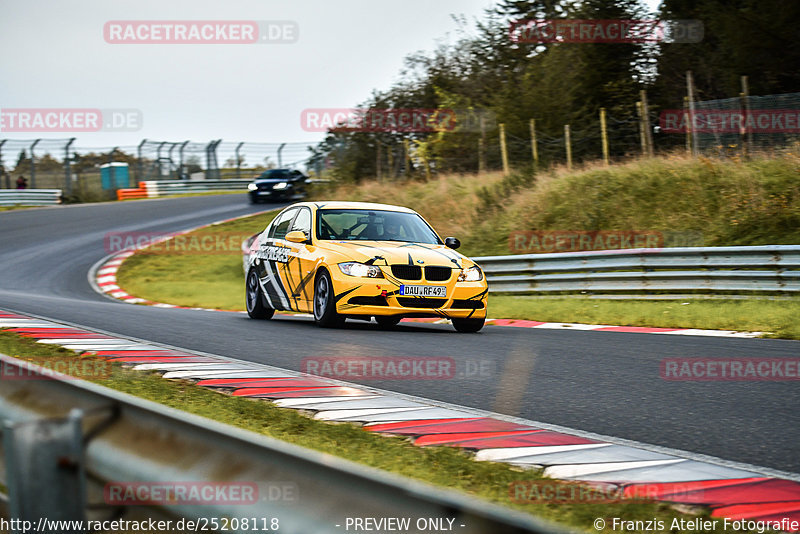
xmin=248 ymin=169 xmax=310 ymax=203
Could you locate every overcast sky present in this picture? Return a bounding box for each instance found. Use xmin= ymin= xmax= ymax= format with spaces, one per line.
xmin=1 ymin=0 xmax=497 ymax=154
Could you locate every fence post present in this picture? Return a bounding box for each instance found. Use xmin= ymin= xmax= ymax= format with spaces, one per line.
xmin=235 ymin=142 xmax=244 ymax=179
xmin=64 ymin=138 xmax=75 ymax=195
xmin=529 ymin=118 xmax=538 ymax=167
xmin=599 ymin=108 xmax=609 ymax=165
xmin=157 ymin=141 xmax=167 ymax=178
xmin=479 ymin=117 xmax=487 ymax=173
xmin=29 ymin=139 xmax=40 ymax=188
xmin=499 ymin=123 xmax=509 ymax=175
xmin=564 ymin=124 xmax=572 ymax=170
xmin=636 ymin=101 xmax=647 ymax=155
xmin=277 ymin=142 xmax=286 ymax=169
xmin=403 ymin=139 xmax=411 ymax=177
xmin=376 ymin=142 xmax=382 ymax=181
xmin=179 ymin=141 xmax=189 ymax=179
xmin=686 ymin=70 xmax=698 ymax=156
xmin=137 ymin=139 xmax=146 ymax=182
xmin=0 ymin=140 xmax=7 ymax=188
xmin=640 ymin=90 xmax=654 ymax=157
xmin=740 ymin=75 xmax=751 ymax=158
xmin=683 ymin=97 xmax=691 ymax=154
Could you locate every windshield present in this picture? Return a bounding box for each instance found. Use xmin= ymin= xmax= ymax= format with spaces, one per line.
xmin=316 ymin=209 xmax=441 ymax=244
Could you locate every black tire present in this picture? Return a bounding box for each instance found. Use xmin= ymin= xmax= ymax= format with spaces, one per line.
xmin=249 ymin=195 xmax=260 ymax=204
xmin=313 ymin=270 xmax=345 ymax=328
xmin=246 ymin=269 xmax=275 ymax=320
xmin=375 ymin=316 xmax=401 ymax=328
xmin=452 ymin=317 xmax=484 ymax=333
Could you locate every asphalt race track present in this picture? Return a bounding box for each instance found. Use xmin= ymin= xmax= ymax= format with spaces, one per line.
xmin=1 ymin=195 xmax=798 ymax=474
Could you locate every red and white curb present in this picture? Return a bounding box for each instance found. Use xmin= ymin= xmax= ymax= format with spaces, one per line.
xmin=2 ymin=309 xmax=798 ymax=529
xmin=91 ymin=246 xmax=763 ymax=337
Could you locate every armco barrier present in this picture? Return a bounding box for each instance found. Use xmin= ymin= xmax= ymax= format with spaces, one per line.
xmin=0 ymin=353 xmax=560 ymax=534
xmin=141 ymin=179 xmax=252 ymax=197
xmin=0 ymin=189 xmax=61 ymax=206
xmin=473 ymin=245 xmax=800 ymax=295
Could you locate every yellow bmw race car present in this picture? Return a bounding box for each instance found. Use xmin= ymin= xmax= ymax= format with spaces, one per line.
xmin=244 ymin=201 xmax=488 ymax=332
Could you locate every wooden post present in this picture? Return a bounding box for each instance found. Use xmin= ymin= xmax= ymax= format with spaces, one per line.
xmin=529 ymin=118 xmax=539 ymax=167
xmin=499 ymin=123 xmax=510 ymax=175
xmin=403 ymin=139 xmax=411 ymax=177
xmin=478 ymin=117 xmax=486 ymax=173
xmin=640 ymin=90 xmax=654 ymax=157
xmin=686 ymin=70 xmax=698 ymax=156
xmin=564 ymin=124 xmax=572 ymax=170
xmin=376 ymin=142 xmax=382 ymax=181
xmin=683 ymin=96 xmax=691 ymax=154
xmin=387 ymin=144 xmax=394 ymax=179
xmin=636 ymin=101 xmax=647 ymax=155
xmin=740 ymin=75 xmax=751 ymax=158
xmin=600 ymin=108 xmax=609 ymax=165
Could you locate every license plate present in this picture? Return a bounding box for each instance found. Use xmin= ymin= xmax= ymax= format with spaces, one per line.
xmin=399 ymin=285 xmax=447 ymax=298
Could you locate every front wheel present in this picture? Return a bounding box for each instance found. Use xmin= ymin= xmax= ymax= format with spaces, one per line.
xmin=313 ymin=270 xmax=345 ymax=328
xmin=452 ymin=317 xmax=484 ymax=333
xmin=246 ymin=270 xmax=275 ymax=319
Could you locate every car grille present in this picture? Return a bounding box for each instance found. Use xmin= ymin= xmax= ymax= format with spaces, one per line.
xmin=390 ymin=265 xmax=422 ymax=280
xmin=396 ymin=297 xmax=447 ymax=309
xmin=424 ymin=266 xmax=452 ymax=281
xmin=347 ymin=296 xmax=388 ymax=306
xmin=451 ymin=299 xmax=485 ymax=309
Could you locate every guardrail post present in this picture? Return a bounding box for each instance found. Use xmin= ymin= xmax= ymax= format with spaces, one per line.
xmin=4 ymin=409 xmax=87 ymax=530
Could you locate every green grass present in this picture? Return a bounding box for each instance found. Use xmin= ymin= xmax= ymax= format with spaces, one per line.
xmin=116 ymin=210 xmax=279 ymax=309
xmin=0 ymin=329 xmax=754 ymax=533
xmin=317 ymin=152 xmax=800 ymax=257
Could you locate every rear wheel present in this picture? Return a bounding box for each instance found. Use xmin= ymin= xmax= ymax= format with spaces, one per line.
xmin=375 ymin=316 xmax=401 ymax=328
xmin=452 ymin=317 xmax=484 ymax=333
xmin=246 ymin=270 xmax=275 ymax=319
xmin=313 ymin=270 xmax=345 ymax=328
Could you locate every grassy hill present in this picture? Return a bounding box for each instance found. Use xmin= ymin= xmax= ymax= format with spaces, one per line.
xmin=314 ymin=151 xmax=800 ymax=257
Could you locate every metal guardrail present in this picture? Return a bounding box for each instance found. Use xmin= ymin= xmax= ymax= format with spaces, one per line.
xmin=0 ymin=189 xmax=62 ymax=206
xmin=473 ymin=246 xmax=800 ymax=295
xmin=142 ymin=179 xmax=252 ymax=197
xmin=0 ymin=353 xmax=561 ymax=534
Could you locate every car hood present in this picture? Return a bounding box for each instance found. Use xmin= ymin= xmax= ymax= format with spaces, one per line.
xmin=315 ymin=240 xmax=473 ymax=270
xmin=254 ymin=178 xmax=289 ymax=184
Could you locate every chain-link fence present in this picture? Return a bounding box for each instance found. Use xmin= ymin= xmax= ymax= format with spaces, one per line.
xmin=0 ymin=138 xmax=317 ymax=200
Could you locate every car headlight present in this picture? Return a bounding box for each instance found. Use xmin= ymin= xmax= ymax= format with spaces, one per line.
xmin=247 ymin=183 xmax=258 ymax=191
xmin=273 ymin=182 xmax=289 ymax=190
xmin=339 ymin=262 xmax=384 ymax=278
xmin=458 ymin=265 xmax=483 ymax=282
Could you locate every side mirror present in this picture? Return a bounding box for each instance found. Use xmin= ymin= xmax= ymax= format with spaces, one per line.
xmin=445 ymin=237 xmax=461 ymax=250
xmin=285 ymin=230 xmax=308 ymax=244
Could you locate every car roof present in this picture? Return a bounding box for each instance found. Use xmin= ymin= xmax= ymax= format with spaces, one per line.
xmin=302 ymin=201 xmax=417 ymax=213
